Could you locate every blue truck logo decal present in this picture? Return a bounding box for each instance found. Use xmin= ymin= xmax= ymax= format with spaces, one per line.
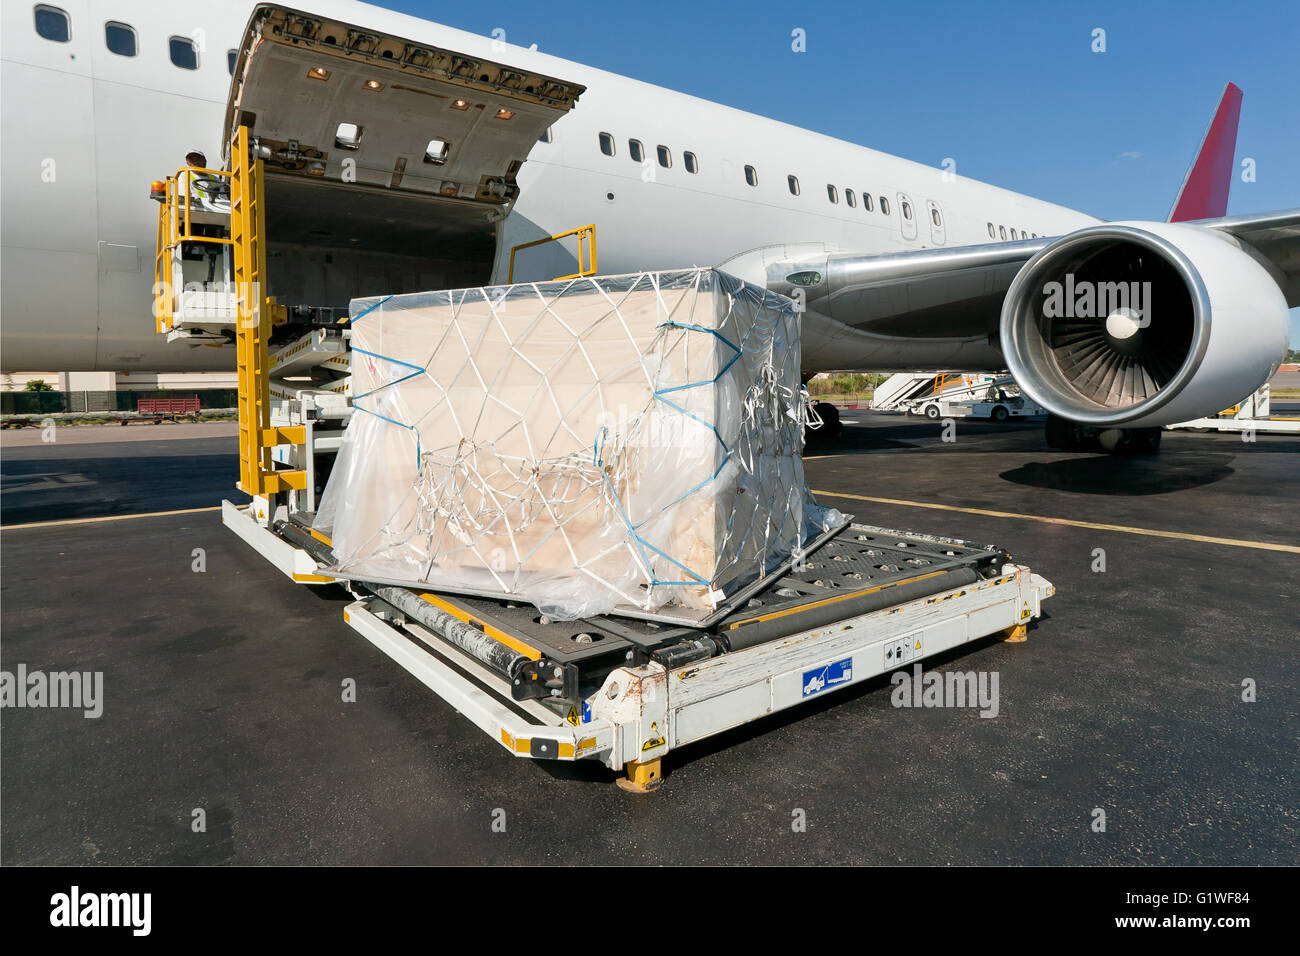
xmin=803 ymin=657 xmax=853 ymax=697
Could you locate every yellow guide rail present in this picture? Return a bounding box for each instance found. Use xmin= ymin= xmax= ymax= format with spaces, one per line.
xmin=508 ymin=224 xmax=597 ymax=283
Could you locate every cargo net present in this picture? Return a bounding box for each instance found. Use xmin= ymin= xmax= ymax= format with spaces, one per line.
xmin=317 ymin=268 xmax=843 ymax=621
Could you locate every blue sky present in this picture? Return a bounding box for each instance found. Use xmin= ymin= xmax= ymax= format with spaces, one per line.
xmin=377 ymin=0 xmax=1299 ymax=341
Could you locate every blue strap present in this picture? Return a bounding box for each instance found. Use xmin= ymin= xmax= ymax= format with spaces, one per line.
xmin=348 ymin=294 xmax=395 ymax=324
xmin=350 ymin=344 xmax=425 ymax=471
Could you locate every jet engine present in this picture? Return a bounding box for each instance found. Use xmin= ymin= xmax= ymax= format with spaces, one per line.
xmin=1000 ymin=221 xmax=1289 ymax=429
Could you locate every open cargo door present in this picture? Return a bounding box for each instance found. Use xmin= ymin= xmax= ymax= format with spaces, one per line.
xmin=222 ymin=5 xmax=585 ymax=313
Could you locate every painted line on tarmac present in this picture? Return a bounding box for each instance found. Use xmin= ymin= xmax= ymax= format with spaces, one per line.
xmin=2 ymin=505 xmax=222 ymax=531
xmin=814 ymin=490 xmax=1300 ymax=555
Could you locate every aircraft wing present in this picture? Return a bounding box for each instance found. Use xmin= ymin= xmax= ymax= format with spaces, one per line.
xmin=724 ymin=237 xmax=1051 ymax=347
xmin=725 ymin=204 xmax=1299 ymax=426
xmin=1202 ymin=208 xmax=1300 ymax=305
xmin=731 ymin=207 xmax=1300 ymax=348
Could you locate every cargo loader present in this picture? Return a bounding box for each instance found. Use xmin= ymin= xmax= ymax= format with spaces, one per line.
xmin=152 ymin=6 xmax=1053 ymax=790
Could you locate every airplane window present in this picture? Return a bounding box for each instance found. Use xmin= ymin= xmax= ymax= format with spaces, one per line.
xmin=846 ymin=188 xmax=856 ymax=208
xmin=987 ymin=222 xmax=995 ymax=238
xmin=901 ymin=200 xmax=912 ymax=220
xmin=827 ymin=184 xmax=839 ymax=204
xmin=999 ymin=225 xmax=1006 ymax=239
xmin=745 ymin=165 xmax=758 ymax=187
xmin=862 ymin=193 xmax=873 ymax=212
xmin=1010 ymin=228 xmax=1018 ymax=239
xmin=880 ymin=196 xmax=890 ymax=215
xmin=684 ymin=151 xmax=698 ymax=174
xmin=657 ymin=145 xmax=671 ymax=168
xmin=628 ymin=139 xmax=644 ymax=162
xmin=787 ymin=175 xmax=800 ymax=196
xmin=538 ymin=128 xmax=552 ymax=144
xmin=228 ymin=49 xmax=238 ymax=75
xmin=34 ymin=5 xmax=70 ymax=42
xmin=599 ymin=132 xmax=615 ymax=156
xmin=931 ymin=207 xmax=942 ymax=226
xmin=169 ymin=36 xmax=199 ymax=70
xmin=105 ymin=21 xmax=136 ymax=56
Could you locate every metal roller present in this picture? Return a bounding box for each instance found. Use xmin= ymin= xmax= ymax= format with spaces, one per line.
xmin=369 ymin=585 xmax=530 ymax=680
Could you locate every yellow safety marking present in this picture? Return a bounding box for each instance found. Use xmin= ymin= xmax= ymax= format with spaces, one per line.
xmin=813 ymin=490 xmax=1300 ymax=556
xmin=416 ymin=592 xmax=542 ymax=660
xmin=343 ymin=610 xmax=350 ymax=623
xmin=292 ymin=573 xmax=333 ymax=583
xmin=577 ymin=737 xmax=597 ymax=752
xmin=1 ymin=505 xmax=221 ymax=532
xmin=557 ymin=743 xmax=575 ymax=759
xmin=727 ymin=570 xmax=950 ymax=630
xmin=514 ymin=738 xmax=531 ymax=754
xmin=640 ymin=721 xmax=666 ymax=752
xmin=306 ymin=527 xmax=333 ymax=546
xmin=565 ymin=706 xmax=580 ymax=726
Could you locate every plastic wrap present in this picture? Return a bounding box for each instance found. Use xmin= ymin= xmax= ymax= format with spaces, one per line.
xmin=315 ymin=268 xmax=843 ymax=620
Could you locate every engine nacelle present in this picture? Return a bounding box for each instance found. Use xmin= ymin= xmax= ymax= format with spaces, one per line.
xmin=1000 ymin=221 xmax=1289 ymax=428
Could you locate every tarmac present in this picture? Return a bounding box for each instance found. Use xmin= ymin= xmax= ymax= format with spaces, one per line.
xmin=2 ymin=411 xmax=1296 ymax=864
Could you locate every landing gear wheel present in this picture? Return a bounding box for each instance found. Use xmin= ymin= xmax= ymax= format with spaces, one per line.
xmin=1100 ymin=426 xmax=1163 ymax=454
xmin=1045 ymin=413 xmax=1082 ymax=450
xmin=1132 ymin=427 xmax=1163 ymax=454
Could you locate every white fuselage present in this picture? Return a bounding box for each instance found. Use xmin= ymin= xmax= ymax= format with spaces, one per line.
xmin=0 ymin=0 xmax=1098 ymax=372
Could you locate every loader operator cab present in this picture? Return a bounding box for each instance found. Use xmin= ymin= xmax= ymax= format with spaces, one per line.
xmin=181 ymin=149 xmax=232 ymax=213
xmin=177 ymin=149 xmax=232 ymax=291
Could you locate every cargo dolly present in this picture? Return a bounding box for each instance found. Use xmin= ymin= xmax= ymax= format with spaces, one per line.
xmin=229 ymin=503 xmax=1052 ymax=791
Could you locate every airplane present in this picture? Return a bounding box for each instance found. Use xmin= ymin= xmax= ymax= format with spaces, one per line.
xmin=2 ymin=0 xmax=1296 ymax=453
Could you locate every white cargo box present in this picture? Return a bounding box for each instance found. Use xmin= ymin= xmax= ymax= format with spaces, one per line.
xmin=315 ymin=268 xmax=842 ymax=620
